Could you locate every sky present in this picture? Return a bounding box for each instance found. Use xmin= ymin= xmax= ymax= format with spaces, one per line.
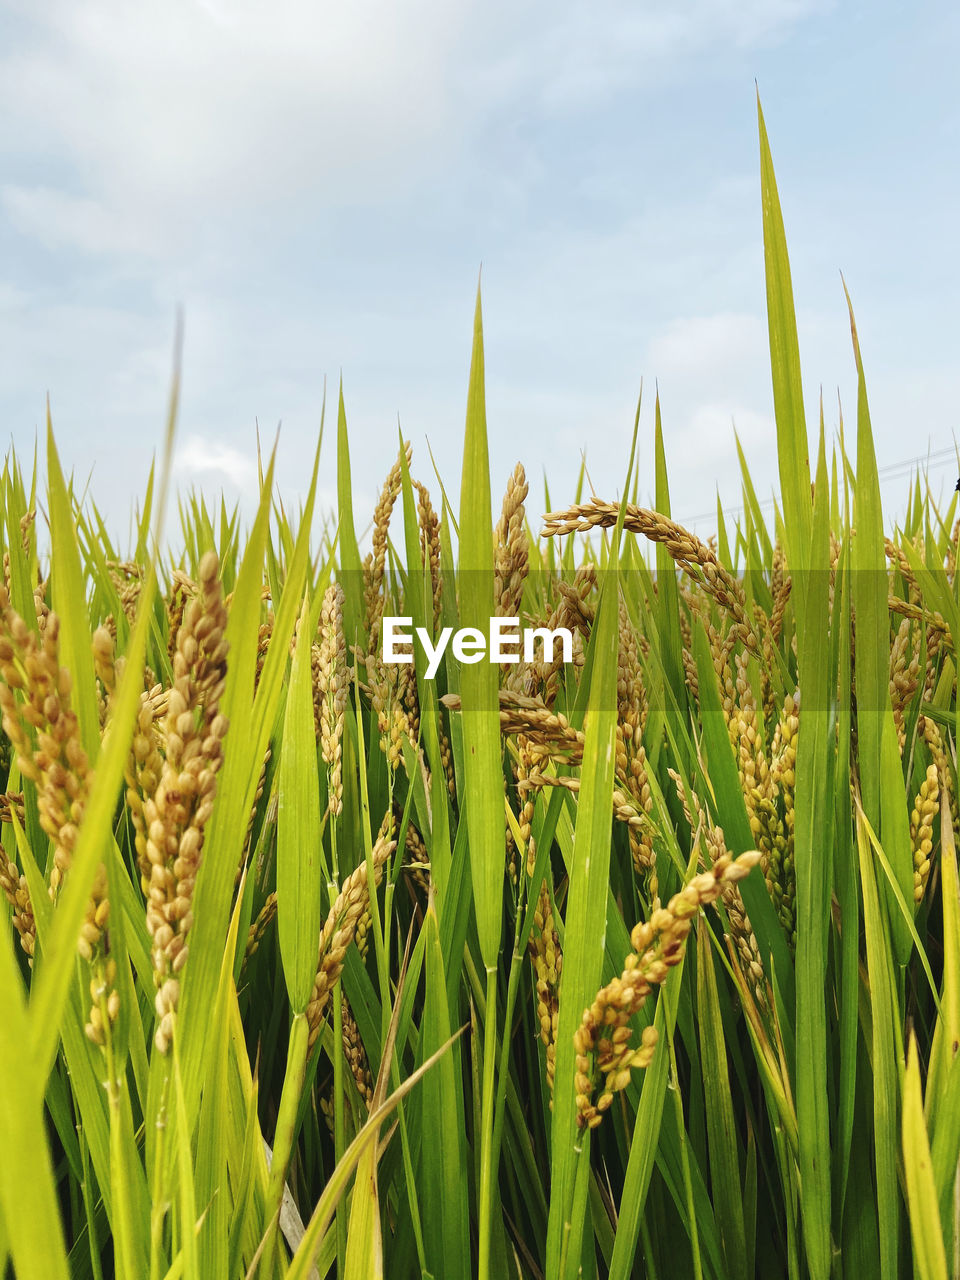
xmin=0 ymin=0 xmax=957 ymax=548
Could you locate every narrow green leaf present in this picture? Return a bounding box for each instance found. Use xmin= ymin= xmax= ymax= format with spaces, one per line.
xmin=457 ymin=282 xmax=503 ymax=971
xmin=845 ymin=282 xmax=912 ymax=965
xmin=856 ymin=805 xmax=902 ymax=1276
xmin=696 ymin=921 xmax=747 ymax=1280
xmin=456 ymin=285 xmax=503 ymax=1280
xmin=277 ymin=593 xmax=325 ymax=1013
xmin=929 ymin=791 xmax=960 ymax=1110
xmin=286 ymin=1032 xmax=464 ymax=1280
xmin=546 ymin=430 xmax=633 ymax=1278
xmin=903 ymin=1035 xmax=948 ymax=1280
xmin=336 ymin=381 xmax=365 ymax=656
xmin=195 ymin=874 xmax=247 ymax=1280
xmin=46 ymin=410 xmax=100 ymax=760
xmin=108 ymin=1064 xmax=144 ymax=1280
xmin=172 ymin=1050 xmax=199 ymax=1280
xmin=419 ymin=897 xmax=470 ymax=1278
xmin=343 ymin=1137 xmax=383 ymax=1280
xmin=792 ymin=427 xmax=834 ymax=1279
xmin=608 ymin=974 xmax=679 ymax=1280
xmin=654 ymin=394 xmax=684 ymax=708
xmin=0 ymin=924 xmax=70 ymax=1280
xmin=758 ymin=93 xmax=812 ymax=592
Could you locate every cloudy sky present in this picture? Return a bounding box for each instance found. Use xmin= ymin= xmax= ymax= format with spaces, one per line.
xmin=0 ymin=0 xmax=957 ymax=546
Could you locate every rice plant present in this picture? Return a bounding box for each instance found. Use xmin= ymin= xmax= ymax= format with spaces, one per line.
xmin=0 ymin=98 xmax=957 ymax=1280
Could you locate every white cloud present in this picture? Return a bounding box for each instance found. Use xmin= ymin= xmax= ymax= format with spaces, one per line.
xmin=0 ymin=0 xmax=465 ymax=253
xmin=5 ymin=0 xmax=952 ymax=552
xmin=1 ymin=184 xmax=158 ymax=256
xmin=637 ymin=311 xmax=777 ymax=517
xmin=646 ymin=311 xmax=767 ymax=378
xmin=0 ymin=280 xmax=30 ymax=309
xmin=0 ymin=0 xmax=830 ymax=257
xmin=174 ymin=435 xmax=258 ymax=490
xmin=460 ymin=0 xmax=833 ymax=112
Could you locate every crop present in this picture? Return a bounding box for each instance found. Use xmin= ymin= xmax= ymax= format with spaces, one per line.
xmin=0 ymin=99 xmax=957 ymax=1280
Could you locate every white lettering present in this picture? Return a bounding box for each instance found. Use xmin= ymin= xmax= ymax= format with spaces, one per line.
xmin=453 ymin=627 xmax=486 ymax=663
xmin=420 ymin=626 xmax=453 ymax=680
xmin=490 ymin=616 xmax=521 ymax=663
xmin=523 ymin=626 xmax=573 ymax=665
xmin=380 ymin=618 xmax=576 ymax=677
xmin=383 ymin=616 xmax=413 ymax=663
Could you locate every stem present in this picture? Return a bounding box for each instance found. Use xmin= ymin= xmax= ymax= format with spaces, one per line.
xmin=463 ymin=940 xmax=549 ymax=1232
xmin=353 ymin=692 xmax=392 ymax=1052
xmin=669 ymin=1030 xmax=703 ymax=1280
xmin=329 ymin=792 xmax=340 ymax=885
xmin=100 ymin=982 xmax=137 ymax=1280
xmin=387 ymin=1051 xmax=428 ymax=1273
xmin=263 ymin=1012 xmax=309 ymax=1273
xmin=566 ymin=1146 xmax=593 ymax=1280
xmin=478 ymin=964 xmax=498 ymax=1280
xmin=332 ymin=987 xmax=347 ymax=1274
xmin=557 ymin=1143 xmax=580 ymax=1280
xmin=640 ymin=1216 xmax=659 ymax=1280
xmin=149 ymin=1064 xmax=171 ymax=1280
xmin=327 ymin=813 xmax=348 ymax=1275
xmin=79 ymin=1126 xmax=105 ymax=1280
xmin=491 ymin=922 xmax=524 ymax=1165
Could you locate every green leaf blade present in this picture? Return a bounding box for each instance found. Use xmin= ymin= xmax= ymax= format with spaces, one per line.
xmin=277 ymin=593 xmax=325 ymax=1014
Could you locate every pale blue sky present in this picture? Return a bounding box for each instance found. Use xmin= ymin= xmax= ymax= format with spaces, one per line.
xmin=0 ymin=0 xmax=957 ymax=545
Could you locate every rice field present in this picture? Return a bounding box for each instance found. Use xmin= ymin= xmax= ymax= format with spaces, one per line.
xmin=0 ymin=103 xmax=957 ymax=1280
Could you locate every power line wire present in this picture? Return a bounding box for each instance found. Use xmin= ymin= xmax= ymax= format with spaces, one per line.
xmin=678 ymin=442 xmax=959 ymax=527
